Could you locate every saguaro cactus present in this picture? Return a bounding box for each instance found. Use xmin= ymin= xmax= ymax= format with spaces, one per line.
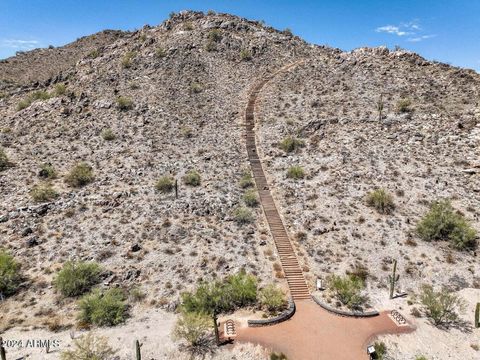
xmin=475 ymin=302 xmax=480 ymax=328
xmin=0 ymin=337 xmax=6 ymax=360
xmin=377 ymin=94 xmax=384 ymax=121
xmin=388 ymin=259 xmax=399 ymax=299
xmin=135 ymin=340 xmax=142 ymax=360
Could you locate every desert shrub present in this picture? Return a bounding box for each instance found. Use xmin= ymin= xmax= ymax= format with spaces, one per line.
xmin=173 ymin=311 xmax=211 ymax=348
xmin=208 ymin=29 xmax=222 ymax=42
xmin=374 ymin=341 xmax=387 ymax=359
xmin=88 ymin=49 xmax=100 ymax=58
xmin=396 ymin=98 xmax=413 ymax=113
xmin=239 ymin=172 xmax=254 ymax=188
xmin=259 ymin=284 xmax=287 ymax=313
xmin=155 ymin=176 xmax=174 ymax=193
xmin=270 ymin=353 xmax=288 ymax=360
xmin=415 ymin=356 xmax=428 ymax=360
xmin=243 ymin=189 xmax=258 ymax=207
xmin=240 ymin=49 xmax=252 ymax=61
xmin=65 ymin=162 xmax=94 ymax=187
xmin=416 ymin=200 xmax=477 ymax=250
xmin=78 ymin=288 xmax=127 ymax=326
xmin=17 ymin=90 xmax=51 ymax=111
xmin=155 ymin=47 xmax=167 ymax=58
xmin=54 ymin=83 xmax=66 ymax=96
xmin=286 ymin=166 xmax=305 ymax=180
xmin=60 ymin=332 xmax=116 ymax=360
xmin=129 ymin=287 xmax=146 ymax=302
xmin=419 ymin=284 xmax=465 ymax=326
xmin=0 ymin=249 xmax=21 ymax=298
xmin=184 ymin=22 xmax=194 ymax=31
xmin=181 ymin=271 xmax=257 ymax=315
xmin=39 ymin=163 xmax=57 ymax=179
xmin=180 ymin=126 xmax=193 ymax=138
xmin=30 ymin=183 xmax=58 ymax=203
xmin=283 ymin=28 xmax=293 ymax=36
xmin=0 ymin=148 xmax=9 ymax=171
xmin=328 ymin=274 xmax=366 ymax=309
xmin=183 ymin=170 xmax=201 ymax=186
xmin=366 ymin=189 xmax=395 ymax=214
xmin=116 ymin=96 xmax=134 ymax=111
xmin=121 ymin=51 xmax=136 ymax=68
xmin=54 ymin=261 xmax=102 ymax=297
xmin=279 ymin=136 xmax=304 ymax=153
xmin=224 ymin=271 xmax=258 ymax=308
xmin=190 ymin=82 xmax=203 ymax=93
xmin=234 ymin=207 xmax=254 ymax=225
xmin=101 ymin=128 xmax=115 ymax=141
xmin=205 ymin=40 xmax=216 ymax=52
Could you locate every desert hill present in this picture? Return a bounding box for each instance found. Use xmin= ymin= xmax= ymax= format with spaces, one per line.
xmin=0 ymin=10 xmax=479 ymax=360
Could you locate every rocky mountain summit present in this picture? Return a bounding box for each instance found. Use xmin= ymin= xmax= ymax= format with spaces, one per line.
xmin=0 ymin=10 xmax=479 ymax=359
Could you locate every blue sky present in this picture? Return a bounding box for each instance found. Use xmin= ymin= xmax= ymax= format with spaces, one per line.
xmin=1 ymin=0 xmax=479 ymax=71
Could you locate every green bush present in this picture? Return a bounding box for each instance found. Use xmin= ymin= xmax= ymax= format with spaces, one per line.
xmin=396 ymin=98 xmax=413 ymax=113
xmin=208 ymin=29 xmax=222 ymax=42
xmin=116 ymin=96 xmax=134 ymax=111
xmin=173 ymin=311 xmax=211 ymax=348
xmin=0 ymin=249 xmax=21 ymax=297
xmin=270 ymin=353 xmax=288 ymax=360
xmin=155 ymin=47 xmax=167 ymax=58
xmin=190 ymin=82 xmax=203 ymax=93
xmin=279 ymin=136 xmax=304 ymax=153
xmin=224 ymin=271 xmax=258 ymax=308
xmin=181 ymin=271 xmax=257 ymax=315
xmin=54 ymin=261 xmax=102 ymax=297
xmin=65 ymin=162 xmax=94 ymax=187
xmin=39 ymin=163 xmax=57 ymax=179
xmin=54 ymin=83 xmax=67 ymax=96
xmin=419 ymin=284 xmax=465 ymax=326
xmin=17 ymin=91 xmax=51 ymax=111
xmin=234 ymin=207 xmax=254 ymax=225
xmin=183 ymin=170 xmax=201 ymax=186
xmin=155 ymin=176 xmax=174 ymax=193
xmin=121 ymin=51 xmax=136 ymax=68
xmin=286 ymin=166 xmax=305 ymax=180
xmin=259 ymin=284 xmax=287 ymax=313
xmin=0 ymin=148 xmax=9 ymax=171
xmin=30 ymin=183 xmax=58 ymax=203
xmin=366 ymin=189 xmax=395 ymax=214
xmin=328 ymin=274 xmax=366 ymax=309
xmin=416 ymin=200 xmax=477 ymax=250
xmin=240 ymin=49 xmax=252 ymax=61
xmin=374 ymin=341 xmax=387 ymax=359
xmin=101 ymin=128 xmax=116 ymax=141
xmin=61 ymin=333 xmax=116 ymax=360
xmin=239 ymin=172 xmax=254 ymax=188
xmin=415 ymin=356 xmax=428 ymax=360
xmin=243 ymin=189 xmax=259 ymax=207
xmin=78 ymin=288 xmax=127 ymax=326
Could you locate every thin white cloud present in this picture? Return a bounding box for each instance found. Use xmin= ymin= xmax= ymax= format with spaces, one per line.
xmin=407 ymin=34 xmax=437 ymax=42
xmin=375 ymin=25 xmax=410 ymax=36
xmin=1 ymin=39 xmax=40 ymax=50
xmin=376 ymin=20 xmax=436 ymax=42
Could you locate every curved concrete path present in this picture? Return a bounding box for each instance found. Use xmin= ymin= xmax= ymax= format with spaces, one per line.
xmin=237 ymin=61 xmax=414 ymax=359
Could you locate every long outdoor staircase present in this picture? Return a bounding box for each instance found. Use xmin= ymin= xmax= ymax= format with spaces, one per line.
xmin=245 ymin=62 xmax=311 ymax=301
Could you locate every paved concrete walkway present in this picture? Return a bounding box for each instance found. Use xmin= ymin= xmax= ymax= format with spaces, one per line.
xmin=236 ymin=300 xmax=412 ymax=360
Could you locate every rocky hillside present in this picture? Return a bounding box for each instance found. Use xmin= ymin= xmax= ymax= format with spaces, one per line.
xmin=0 ymin=10 xmax=309 ymax=332
xmin=0 ymin=30 xmax=127 ymax=88
xmin=0 ymin=10 xmax=479 ymax=359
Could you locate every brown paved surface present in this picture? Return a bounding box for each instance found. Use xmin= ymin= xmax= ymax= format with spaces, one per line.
xmin=236 ymin=300 xmax=413 ymax=360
